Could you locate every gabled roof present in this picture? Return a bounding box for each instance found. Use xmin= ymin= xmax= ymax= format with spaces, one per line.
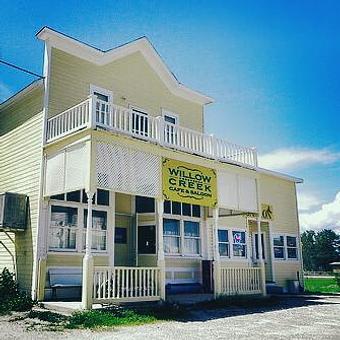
xmin=36 ymin=27 xmax=214 ymax=105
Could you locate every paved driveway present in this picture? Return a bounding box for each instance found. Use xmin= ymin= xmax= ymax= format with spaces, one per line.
xmin=2 ymin=295 xmax=340 ymax=340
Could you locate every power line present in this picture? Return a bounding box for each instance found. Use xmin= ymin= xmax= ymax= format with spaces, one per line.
xmin=0 ymin=59 xmax=44 ymax=79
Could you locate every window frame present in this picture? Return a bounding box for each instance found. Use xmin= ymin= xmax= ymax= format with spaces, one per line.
xmin=217 ymin=228 xmax=230 ymax=258
xmin=272 ymin=233 xmax=299 ymax=261
xmin=129 ymin=105 xmax=149 ymax=137
xmin=217 ymin=227 xmax=248 ymax=261
xmin=252 ymin=232 xmax=266 ymax=261
xmin=48 ymin=189 xmax=110 ymax=255
xmin=162 ymin=109 xmax=179 ymax=125
xmin=90 ymin=84 xmax=113 ymax=103
xmin=163 ymin=213 xmax=202 ymax=257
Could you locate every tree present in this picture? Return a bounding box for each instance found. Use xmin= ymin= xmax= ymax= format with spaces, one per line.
xmin=301 ymin=229 xmax=340 ymax=272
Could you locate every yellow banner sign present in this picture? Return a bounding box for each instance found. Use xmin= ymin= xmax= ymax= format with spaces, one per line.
xmin=261 ymin=204 xmax=274 ymax=220
xmin=162 ymin=158 xmax=217 ymax=207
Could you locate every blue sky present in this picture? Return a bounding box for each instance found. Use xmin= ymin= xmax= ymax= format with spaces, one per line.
xmin=1 ymin=0 xmax=339 ymax=230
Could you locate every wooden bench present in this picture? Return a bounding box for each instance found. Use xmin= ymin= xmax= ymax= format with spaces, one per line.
xmin=49 ymin=267 xmax=82 ymax=300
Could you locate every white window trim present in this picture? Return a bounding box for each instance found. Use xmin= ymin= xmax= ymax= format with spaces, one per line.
xmin=129 ymin=104 xmax=148 ymax=115
xmin=217 ymin=228 xmax=230 ymax=258
xmin=218 ymin=227 xmax=248 ymax=261
xmin=272 ymin=233 xmax=299 ymax=262
xmin=161 ymin=109 xmax=179 ymax=125
xmin=163 ymin=214 xmax=202 ymax=257
xmin=48 ymin=190 xmax=110 ymax=254
xmin=90 ymin=84 xmax=113 ymax=102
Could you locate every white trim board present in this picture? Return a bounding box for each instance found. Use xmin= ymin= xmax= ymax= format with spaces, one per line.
xmin=36 ymin=27 xmax=213 ymax=106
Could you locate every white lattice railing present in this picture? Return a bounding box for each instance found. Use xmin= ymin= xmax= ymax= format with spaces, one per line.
xmin=220 ymin=267 xmax=262 ymax=295
xmin=46 ymin=96 xmax=258 ymax=168
xmin=93 ymin=266 xmax=161 ymax=303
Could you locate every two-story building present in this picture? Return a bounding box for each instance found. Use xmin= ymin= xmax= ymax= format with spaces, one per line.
xmin=0 ymin=27 xmax=303 ymax=309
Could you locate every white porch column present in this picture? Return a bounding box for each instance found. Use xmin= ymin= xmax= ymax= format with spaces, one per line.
xmin=212 ymin=207 xmax=221 ymax=297
xmin=109 ymin=191 xmax=116 ymax=267
xmin=82 ymin=191 xmax=94 ymax=309
xmin=156 ymin=198 xmax=166 ymax=300
xmin=255 ymin=178 xmax=267 ymax=296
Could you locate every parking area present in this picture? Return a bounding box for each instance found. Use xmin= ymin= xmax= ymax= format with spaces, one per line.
xmin=1 ymin=295 xmax=340 ymax=340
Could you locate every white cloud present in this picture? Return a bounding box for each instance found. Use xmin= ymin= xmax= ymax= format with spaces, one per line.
xmin=299 ymin=191 xmax=340 ymax=232
xmin=258 ymin=148 xmax=340 ymax=171
xmin=0 ymin=81 xmax=12 ymax=102
xmin=297 ymin=192 xmax=322 ymax=211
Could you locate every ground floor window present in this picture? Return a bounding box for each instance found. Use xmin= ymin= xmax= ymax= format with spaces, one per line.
xmin=50 ymin=206 xmax=78 ymax=250
xmin=218 ymin=229 xmax=229 ymax=256
xmin=83 ymin=210 xmax=107 ymax=251
xmin=273 ymin=234 xmax=298 ymax=260
xmin=164 ymin=218 xmax=200 ymax=255
xmin=217 ymin=229 xmax=247 ymax=259
xmin=232 ymin=231 xmax=247 ymax=258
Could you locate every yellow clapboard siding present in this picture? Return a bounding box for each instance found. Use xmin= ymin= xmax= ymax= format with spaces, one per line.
xmin=0 ymin=112 xmax=43 ymax=292
xmin=48 ymin=48 xmax=203 ymax=132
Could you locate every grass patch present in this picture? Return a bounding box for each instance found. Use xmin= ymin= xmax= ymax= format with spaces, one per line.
xmin=304 ymin=277 xmax=340 ymax=294
xmin=66 ymin=308 xmax=157 ymax=329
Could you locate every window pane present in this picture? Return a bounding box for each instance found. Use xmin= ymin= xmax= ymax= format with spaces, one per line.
xmin=164 ymin=200 xmax=171 ymax=214
xmin=51 ymin=206 xmax=78 ymax=226
xmin=84 ymin=210 xmax=107 ymax=230
xmin=233 ymin=231 xmax=245 ymax=244
xmin=184 ymin=221 xmax=199 ymax=237
xmin=138 ymin=225 xmax=156 ymax=254
xmin=115 ymin=227 xmax=127 ymax=244
xmin=286 ymin=236 xmax=297 ymax=247
xmin=233 ymin=244 xmax=246 ymax=257
xmin=66 ymin=190 xmax=81 ymax=202
xmin=219 ymin=243 xmax=229 ymax=256
xmin=50 ymin=193 xmax=65 ymax=200
xmin=97 ymin=189 xmax=109 ymax=206
xmin=287 ymin=247 xmax=297 ymax=259
xmin=182 ymin=203 xmax=191 ymax=216
xmin=274 ymin=246 xmax=285 ymax=259
xmin=136 ymin=196 xmax=155 ymax=213
xmin=273 ymin=236 xmax=284 ymax=246
xmin=172 ymin=201 xmax=181 ymax=215
xmin=164 ymin=219 xmax=180 ymax=235
xmin=192 ymin=205 xmax=201 ymax=218
xmin=184 ymin=238 xmax=200 ymax=254
xmin=94 ymin=92 xmax=109 ymax=102
xmin=218 ymin=230 xmax=228 ymax=242
xmin=164 ymin=236 xmax=180 ymax=253
xmin=50 ymin=206 xmax=77 ymax=249
xmin=164 ymin=115 xmax=176 ymax=124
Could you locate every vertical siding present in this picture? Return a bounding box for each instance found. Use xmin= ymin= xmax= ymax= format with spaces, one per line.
xmin=0 ymin=112 xmax=44 ymax=291
xmin=48 ymin=48 xmax=204 ymax=131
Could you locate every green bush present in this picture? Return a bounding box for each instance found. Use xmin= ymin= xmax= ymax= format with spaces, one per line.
xmin=0 ymin=268 xmax=34 ymax=314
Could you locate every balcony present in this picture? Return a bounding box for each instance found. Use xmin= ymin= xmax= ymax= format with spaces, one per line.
xmin=46 ymin=95 xmax=258 ymax=168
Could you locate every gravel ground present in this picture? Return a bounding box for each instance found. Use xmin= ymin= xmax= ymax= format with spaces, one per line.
xmin=1 ymin=295 xmax=339 ymax=340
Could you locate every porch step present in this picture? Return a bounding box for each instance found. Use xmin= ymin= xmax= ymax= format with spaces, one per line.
xmin=167 ymin=293 xmax=214 ymax=305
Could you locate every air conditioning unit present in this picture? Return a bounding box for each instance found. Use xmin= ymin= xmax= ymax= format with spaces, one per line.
xmin=0 ymin=192 xmax=28 ymax=231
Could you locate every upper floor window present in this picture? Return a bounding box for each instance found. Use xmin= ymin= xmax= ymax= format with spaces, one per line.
xmin=51 ymin=189 xmax=109 ymax=206
xmin=90 ymin=85 xmax=113 ymax=125
xmin=162 ymin=110 xmax=179 ymax=144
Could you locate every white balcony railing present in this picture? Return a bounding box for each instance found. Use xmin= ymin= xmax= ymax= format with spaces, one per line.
xmin=46 ymin=96 xmax=258 ymax=168
xmin=93 ymin=266 xmax=160 ymax=303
